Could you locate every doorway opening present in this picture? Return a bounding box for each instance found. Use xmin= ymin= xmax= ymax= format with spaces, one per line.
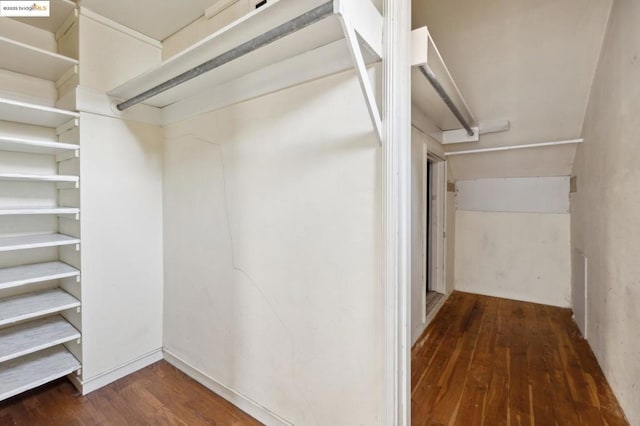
xmin=423 ymin=154 xmax=446 ymax=322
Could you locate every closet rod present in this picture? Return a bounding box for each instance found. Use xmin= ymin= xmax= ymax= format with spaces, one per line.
xmin=445 ymin=138 xmax=583 ymax=156
xmin=116 ymin=1 xmax=334 ymax=111
xmin=418 ymin=65 xmax=474 ymax=137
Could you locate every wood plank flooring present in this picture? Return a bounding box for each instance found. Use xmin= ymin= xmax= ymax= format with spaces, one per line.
xmin=0 ymin=361 xmax=261 ymax=425
xmin=412 ymin=291 xmax=629 ymax=425
xmin=0 ymin=291 xmax=629 ymax=425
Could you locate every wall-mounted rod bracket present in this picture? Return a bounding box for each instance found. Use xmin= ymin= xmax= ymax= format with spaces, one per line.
xmin=431 ymin=119 xmax=510 ymax=144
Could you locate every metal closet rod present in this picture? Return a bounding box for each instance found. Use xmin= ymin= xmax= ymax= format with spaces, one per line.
xmin=418 ymin=65 xmax=474 ymax=137
xmin=116 ymin=1 xmax=334 ymax=111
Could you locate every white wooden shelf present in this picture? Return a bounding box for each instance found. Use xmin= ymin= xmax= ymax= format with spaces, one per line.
xmin=0 ymin=36 xmax=78 ymax=82
xmin=107 ymin=0 xmax=383 ymax=136
xmin=0 ymin=136 xmax=78 ymax=156
xmin=0 ymin=98 xmax=79 ymax=128
xmin=13 ymin=0 xmax=77 ymax=34
xmin=0 ymin=345 xmax=80 ymax=401
xmin=0 ymin=261 xmax=79 ymax=291
xmin=0 ymin=288 xmax=80 ymax=327
xmin=2 ymin=2 xmax=82 ymax=401
xmin=0 ymin=234 xmax=80 ymax=252
xmin=0 ymin=207 xmax=79 ymax=217
xmin=0 ymin=315 xmax=80 ymax=363
xmin=0 ymin=173 xmax=79 ymax=185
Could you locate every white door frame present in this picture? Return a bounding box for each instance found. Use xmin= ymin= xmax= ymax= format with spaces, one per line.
xmin=382 ymin=0 xmax=412 ymax=425
xmin=423 ymin=152 xmax=447 ymax=302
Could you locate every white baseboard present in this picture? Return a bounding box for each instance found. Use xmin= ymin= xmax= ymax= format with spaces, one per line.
xmin=454 ymin=286 xmax=570 ymax=308
xmin=72 ymin=349 xmax=164 ymax=395
xmin=163 ymin=349 xmax=292 ymax=426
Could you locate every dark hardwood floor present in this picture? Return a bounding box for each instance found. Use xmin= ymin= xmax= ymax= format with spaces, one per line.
xmin=412 ymin=291 xmax=629 ymax=425
xmin=0 ymin=361 xmax=261 ymax=425
xmin=0 ymin=291 xmax=629 ymax=425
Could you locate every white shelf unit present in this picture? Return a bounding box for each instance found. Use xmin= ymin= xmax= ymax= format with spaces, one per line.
xmin=0 ymin=261 xmax=80 ymax=291
xmin=0 ymin=136 xmax=79 ymax=156
xmin=0 ymin=98 xmax=79 ymax=128
xmin=0 ymin=315 xmax=80 ymax=363
xmin=0 ymin=207 xmax=80 ymax=217
xmin=0 ymin=36 xmax=78 ymax=81
xmin=13 ymin=0 xmax=77 ymax=34
xmin=0 ymin=346 xmax=80 ymax=401
xmin=0 ymin=288 xmax=80 ymax=327
xmin=0 ymin=5 xmax=82 ymax=401
xmin=0 ymin=173 xmax=79 ymax=185
xmin=107 ymin=0 xmax=384 ymax=141
xmin=0 ymin=234 xmax=80 ymax=252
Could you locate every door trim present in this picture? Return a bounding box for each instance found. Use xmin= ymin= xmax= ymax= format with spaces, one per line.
xmin=382 ymin=0 xmax=412 ymax=425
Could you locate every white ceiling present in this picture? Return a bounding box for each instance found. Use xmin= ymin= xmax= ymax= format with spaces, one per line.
xmin=413 ymin=0 xmax=612 ymax=178
xmin=79 ymin=0 xmax=213 ymax=41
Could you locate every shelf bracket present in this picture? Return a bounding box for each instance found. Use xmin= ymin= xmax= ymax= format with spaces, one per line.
xmin=335 ymin=2 xmax=383 ymax=145
xmin=56 ymin=118 xmax=79 ymax=136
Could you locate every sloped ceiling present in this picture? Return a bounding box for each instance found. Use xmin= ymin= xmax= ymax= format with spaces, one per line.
xmin=413 ymin=0 xmax=612 ymax=178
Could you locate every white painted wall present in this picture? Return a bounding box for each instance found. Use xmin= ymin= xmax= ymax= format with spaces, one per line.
xmin=455 ymin=210 xmax=570 ymax=307
xmin=571 ymin=1 xmax=640 ymax=422
xmin=163 ymin=69 xmax=382 ymax=425
xmin=77 ymin=13 xmax=165 ymax=386
xmin=79 ymin=12 xmax=161 ymax=94
xmin=453 ymin=177 xmax=571 ymax=306
xmin=78 ymin=113 xmax=164 ymax=380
